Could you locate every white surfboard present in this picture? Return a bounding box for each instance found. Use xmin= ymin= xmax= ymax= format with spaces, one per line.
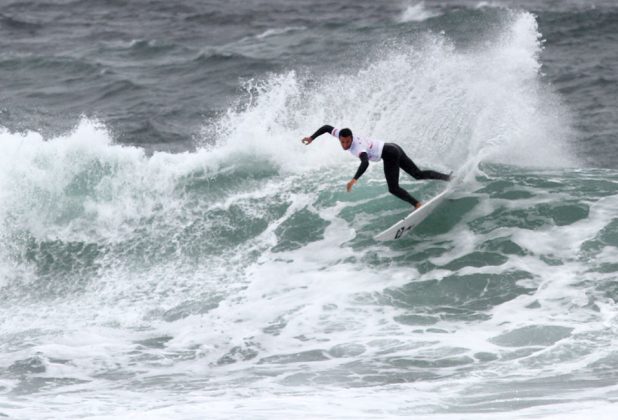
xmin=374 ymin=189 xmax=449 ymax=241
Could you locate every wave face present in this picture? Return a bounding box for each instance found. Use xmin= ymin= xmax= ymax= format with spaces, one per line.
xmin=1 ymin=2 xmax=617 ymax=419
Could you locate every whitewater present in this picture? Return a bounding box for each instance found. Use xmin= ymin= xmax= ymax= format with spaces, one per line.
xmin=1 ymin=3 xmax=617 ymax=419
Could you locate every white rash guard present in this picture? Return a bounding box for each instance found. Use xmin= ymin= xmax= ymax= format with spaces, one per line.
xmin=330 ymin=128 xmax=384 ymax=162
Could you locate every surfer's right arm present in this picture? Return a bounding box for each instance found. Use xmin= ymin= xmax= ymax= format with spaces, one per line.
xmin=302 ymin=124 xmax=334 ymax=145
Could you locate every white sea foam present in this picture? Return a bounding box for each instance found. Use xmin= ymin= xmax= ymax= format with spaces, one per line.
xmin=399 ymin=2 xmax=441 ymax=22
xmin=255 ymin=26 xmax=306 ymax=40
xmin=0 ymin=10 xmax=608 ymax=420
xmin=475 ymin=1 xmax=507 ymax=9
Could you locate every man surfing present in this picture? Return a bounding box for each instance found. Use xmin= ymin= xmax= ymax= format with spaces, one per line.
xmin=302 ymin=125 xmax=450 ymax=208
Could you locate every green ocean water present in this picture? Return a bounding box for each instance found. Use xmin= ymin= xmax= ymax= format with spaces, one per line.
xmin=1 ymin=3 xmax=618 ymax=418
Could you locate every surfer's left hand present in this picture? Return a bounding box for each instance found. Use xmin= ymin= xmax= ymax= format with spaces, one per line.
xmin=346 ymin=179 xmax=356 ymax=192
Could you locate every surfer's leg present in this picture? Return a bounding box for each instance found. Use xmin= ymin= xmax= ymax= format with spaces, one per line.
xmin=383 ymin=150 xmax=420 ymax=207
xmin=398 ymin=147 xmax=450 ymax=181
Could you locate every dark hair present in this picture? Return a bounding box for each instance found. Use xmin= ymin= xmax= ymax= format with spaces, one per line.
xmin=339 ymin=128 xmax=353 ymax=138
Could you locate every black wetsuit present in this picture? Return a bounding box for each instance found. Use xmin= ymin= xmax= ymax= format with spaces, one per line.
xmin=310 ymin=125 xmax=450 ymax=206
xmin=381 ymin=143 xmax=450 ymax=206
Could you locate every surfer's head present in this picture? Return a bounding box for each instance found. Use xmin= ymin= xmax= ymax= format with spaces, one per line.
xmin=338 ymin=128 xmax=353 ymax=150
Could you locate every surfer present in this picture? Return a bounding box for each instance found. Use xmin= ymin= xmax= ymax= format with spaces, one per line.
xmin=302 ymin=125 xmax=450 ymax=208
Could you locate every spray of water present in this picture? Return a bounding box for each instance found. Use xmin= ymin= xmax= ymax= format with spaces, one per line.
xmin=0 ymin=10 xmax=593 ymax=418
xmin=210 ymin=11 xmax=574 ymax=180
xmin=0 ymin=10 xmax=575 ymax=292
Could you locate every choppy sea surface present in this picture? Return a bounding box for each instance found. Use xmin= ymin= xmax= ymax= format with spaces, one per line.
xmin=1 ymin=1 xmax=617 ymax=418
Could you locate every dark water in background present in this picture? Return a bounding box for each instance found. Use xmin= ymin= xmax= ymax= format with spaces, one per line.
xmin=1 ymin=0 xmax=616 ymax=163
xmin=1 ymin=1 xmax=618 ymax=419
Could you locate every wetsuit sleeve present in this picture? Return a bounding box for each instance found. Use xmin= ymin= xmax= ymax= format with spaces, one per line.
xmin=353 ymin=152 xmax=369 ymax=180
xmin=310 ymin=125 xmax=334 ymax=140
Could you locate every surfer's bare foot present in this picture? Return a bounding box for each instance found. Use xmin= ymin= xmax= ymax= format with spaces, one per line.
xmin=414 ymin=202 xmax=423 ymax=209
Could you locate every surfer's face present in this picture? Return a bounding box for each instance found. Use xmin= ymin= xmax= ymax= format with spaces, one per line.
xmin=339 ymin=135 xmax=352 ymax=150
